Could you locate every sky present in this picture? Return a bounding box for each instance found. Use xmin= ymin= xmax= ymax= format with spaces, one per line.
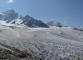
xmin=0 ymin=0 xmax=83 ymax=29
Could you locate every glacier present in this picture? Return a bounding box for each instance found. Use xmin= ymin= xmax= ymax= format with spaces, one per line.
xmin=0 ymin=25 xmax=83 ymax=60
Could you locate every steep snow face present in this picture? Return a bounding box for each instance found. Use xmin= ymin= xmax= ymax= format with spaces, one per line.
xmin=0 ymin=13 xmax=5 ymax=15
xmin=0 ymin=20 xmax=26 ymax=28
xmin=0 ymin=20 xmax=15 ymax=26
xmin=47 ymin=21 xmax=63 ymax=27
xmin=0 ymin=26 xmax=83 ymax=60
xmin=10 ymin=19 xmax=23 ymax=25
xmin=0 ymin=9 xmax=22 ymax=23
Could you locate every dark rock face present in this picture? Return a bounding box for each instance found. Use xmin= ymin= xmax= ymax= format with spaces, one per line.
xmin=0 ymin=48 xmax=44 ymax=60
xmin=0 ymin=9 xmax=49 ymax=28
xmin=0 ymin=14 xmax=3 ymax=20
xmin=73 ymin=28 xmax=83 ymax=31
xmin=22 ymin=15 xmax=49 ymax=28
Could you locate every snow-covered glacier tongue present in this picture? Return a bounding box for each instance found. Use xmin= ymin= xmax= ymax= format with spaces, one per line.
xmin=0 ymin=25 xmax=83 ymax=60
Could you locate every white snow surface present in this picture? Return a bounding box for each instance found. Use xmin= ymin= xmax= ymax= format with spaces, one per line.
xmin=0 ymin=26 xmax=83 ymax=60
xmin=10 ymin=19 xmax=23 ymax=25
xmin=0 ymin=13 xmax=5 ymax=15
xmin=0 ymin=20 xmax=26 ymax=28
xmin=0 ymin=20 xmax=15 ymax=26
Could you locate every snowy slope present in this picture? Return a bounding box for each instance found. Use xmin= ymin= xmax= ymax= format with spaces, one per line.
xmin=0 ymin=20 xmax=26 ymax=28
xmin=0 ymin=26 xmax=83 ymax=60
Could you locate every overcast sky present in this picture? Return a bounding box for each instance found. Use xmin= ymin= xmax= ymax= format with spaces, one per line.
xmin=0 ymin=0 xmax=83 ymax=29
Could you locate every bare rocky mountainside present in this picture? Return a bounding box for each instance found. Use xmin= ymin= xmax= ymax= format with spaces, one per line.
xmin=0 ymin=10 xmax=83 ymax=60
xmin=0 ymin=42 xmax=44 ymax=60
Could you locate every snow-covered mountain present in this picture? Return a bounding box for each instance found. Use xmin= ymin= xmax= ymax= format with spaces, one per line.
xmin=0 ymin=9 xmax=22 ymax=22
xmin=0 ymin=9 xmax=83 ymax=60
xmin=0 ymin=9 xmax=49 ymax=28
xmin=47 ymin=21 xmax=63 ymax=27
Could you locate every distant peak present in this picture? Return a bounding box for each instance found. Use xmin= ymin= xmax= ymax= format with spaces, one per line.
xmin=47 ymin=21 xmax=63 ymax=27
xmin=8 ymin=9 xmax=15 ymax=12
xmin=3 ymin=9 xmax=16 ymax=14
xmin=8 ymin=9 xmax=16 ymax=13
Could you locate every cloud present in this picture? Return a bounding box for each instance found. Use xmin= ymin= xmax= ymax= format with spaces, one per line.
xmin=8 ymin=0 xmax=13 ymax=3
xmin=64 ymin=21 xmax=67 ymax=25
xmin=37 ymin=18 xmax=43 ymax=21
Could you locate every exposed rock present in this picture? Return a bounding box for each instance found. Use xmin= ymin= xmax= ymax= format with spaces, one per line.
xmin=0 ymin=48 xmax=44 ymax=60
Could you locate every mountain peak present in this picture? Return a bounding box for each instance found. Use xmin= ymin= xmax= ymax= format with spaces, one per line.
xmin=0 ymin=9 xmax=21 ymax=23
xmin=3 ymin=9 xmax=16 ymax=15
xmin=0 ymin=9 xmax=49 ymax=28
xmin=8 ymin=9 xmax=15 ymax=12
xmin=8 ymin=9 xmax=15 ymax=13
xmin=47 ymin=21 xmax=63 ymax=27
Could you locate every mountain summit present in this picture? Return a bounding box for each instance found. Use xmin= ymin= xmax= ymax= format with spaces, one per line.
xmin=47 ymin=21 xmax=63 ymax=27
xmin=0 ymin=9 xmax=21 ymax=22
xmin=0 ymin=9 xmax=49 ymax=28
